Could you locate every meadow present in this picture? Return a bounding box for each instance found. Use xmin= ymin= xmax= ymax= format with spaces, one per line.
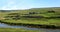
xmin=0 ymin=7 xmax=60 ymax=32
xmin=0 ymin=28 xmax=41 ymax=32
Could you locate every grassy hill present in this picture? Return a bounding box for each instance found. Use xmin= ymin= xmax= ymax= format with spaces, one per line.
xmin=0 ymin=7 xmax=60 ymax=27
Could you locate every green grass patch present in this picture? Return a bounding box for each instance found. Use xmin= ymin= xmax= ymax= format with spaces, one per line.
xmin=2 ymin=19 xmax=60 ymax=26
xmin=0 ymin=28 xmax=41 ymax=32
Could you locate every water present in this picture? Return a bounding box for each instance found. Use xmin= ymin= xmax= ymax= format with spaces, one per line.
xmin=0 ymin=23 xmax=60 ymax=32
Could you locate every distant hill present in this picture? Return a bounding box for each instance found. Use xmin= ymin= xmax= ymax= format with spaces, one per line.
xmin=0 ymin=10 xmax=11 ymax=12
xmin=0 ymin=7 xmax=60 ymax=12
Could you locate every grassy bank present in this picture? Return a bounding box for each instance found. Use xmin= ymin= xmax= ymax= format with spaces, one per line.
xmin=0 ymin=28 xmax=41 ymax=32
xmin=0 ymin=19 xmax=60 ymax=29
xmin=2 ymin=19 xmax=60 ymax=26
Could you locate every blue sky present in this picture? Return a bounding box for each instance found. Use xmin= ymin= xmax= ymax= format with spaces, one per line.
xmin=0 ymin=0 xmax=60 ymax=10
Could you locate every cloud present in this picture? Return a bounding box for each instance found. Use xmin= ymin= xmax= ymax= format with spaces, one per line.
xmin=1 ymin=5 xmax=18 ymax=10
xmin=0 ymin=0 xmax=31 ymax=10
xmin=1 ymin=0 xmax=18 ymax=10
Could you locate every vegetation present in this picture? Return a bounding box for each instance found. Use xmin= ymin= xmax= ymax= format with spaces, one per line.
xmin=0 ymin=28 xmax=41 ymax=32
xmin=0 ymin=7 xmax=60 ymax=32
xmin=0 ymin=7 xmax=60 ymax=27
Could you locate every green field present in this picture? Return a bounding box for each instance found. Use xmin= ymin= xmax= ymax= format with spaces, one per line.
xmin=0 ymin=7 xmax=60 ymax=32
xmin=0 ymin=7 xmax=60 ymax=27
xmin=0 ymin=28 xmax=41 ymax=32
xmin=2 ymin=19 xmax=60 ymax=26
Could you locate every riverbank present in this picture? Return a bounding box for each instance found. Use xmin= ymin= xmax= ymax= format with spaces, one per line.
xmin=0 ymin=20 xmax=60 ymax=29
xmin=0 ymin=28 xmax=41 ymax=32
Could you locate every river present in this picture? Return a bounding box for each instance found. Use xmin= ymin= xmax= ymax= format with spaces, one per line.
xmin=0 ymin=23 xmax=60 ymax=32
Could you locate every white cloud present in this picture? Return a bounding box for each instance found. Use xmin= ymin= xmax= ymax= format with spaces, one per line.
xmin=0 ymin=0 xmax=30 ymax=10
xmin=1 ymin=0 xmax=18 ymax=10
xmin=1 ymin=5 xmax=17 ymax=10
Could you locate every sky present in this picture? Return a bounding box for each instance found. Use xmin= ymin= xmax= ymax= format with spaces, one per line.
xmin=0 ymin=0 xmax=60 ymax=10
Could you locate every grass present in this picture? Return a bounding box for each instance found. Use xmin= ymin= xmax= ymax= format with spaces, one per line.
xmin=0 ymin=28 xmax=41 ymax=32
xmin=2 ymin=18 xmax=60 ymax=26
xmin=0 ymin=7 xmax=60 ymax=27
